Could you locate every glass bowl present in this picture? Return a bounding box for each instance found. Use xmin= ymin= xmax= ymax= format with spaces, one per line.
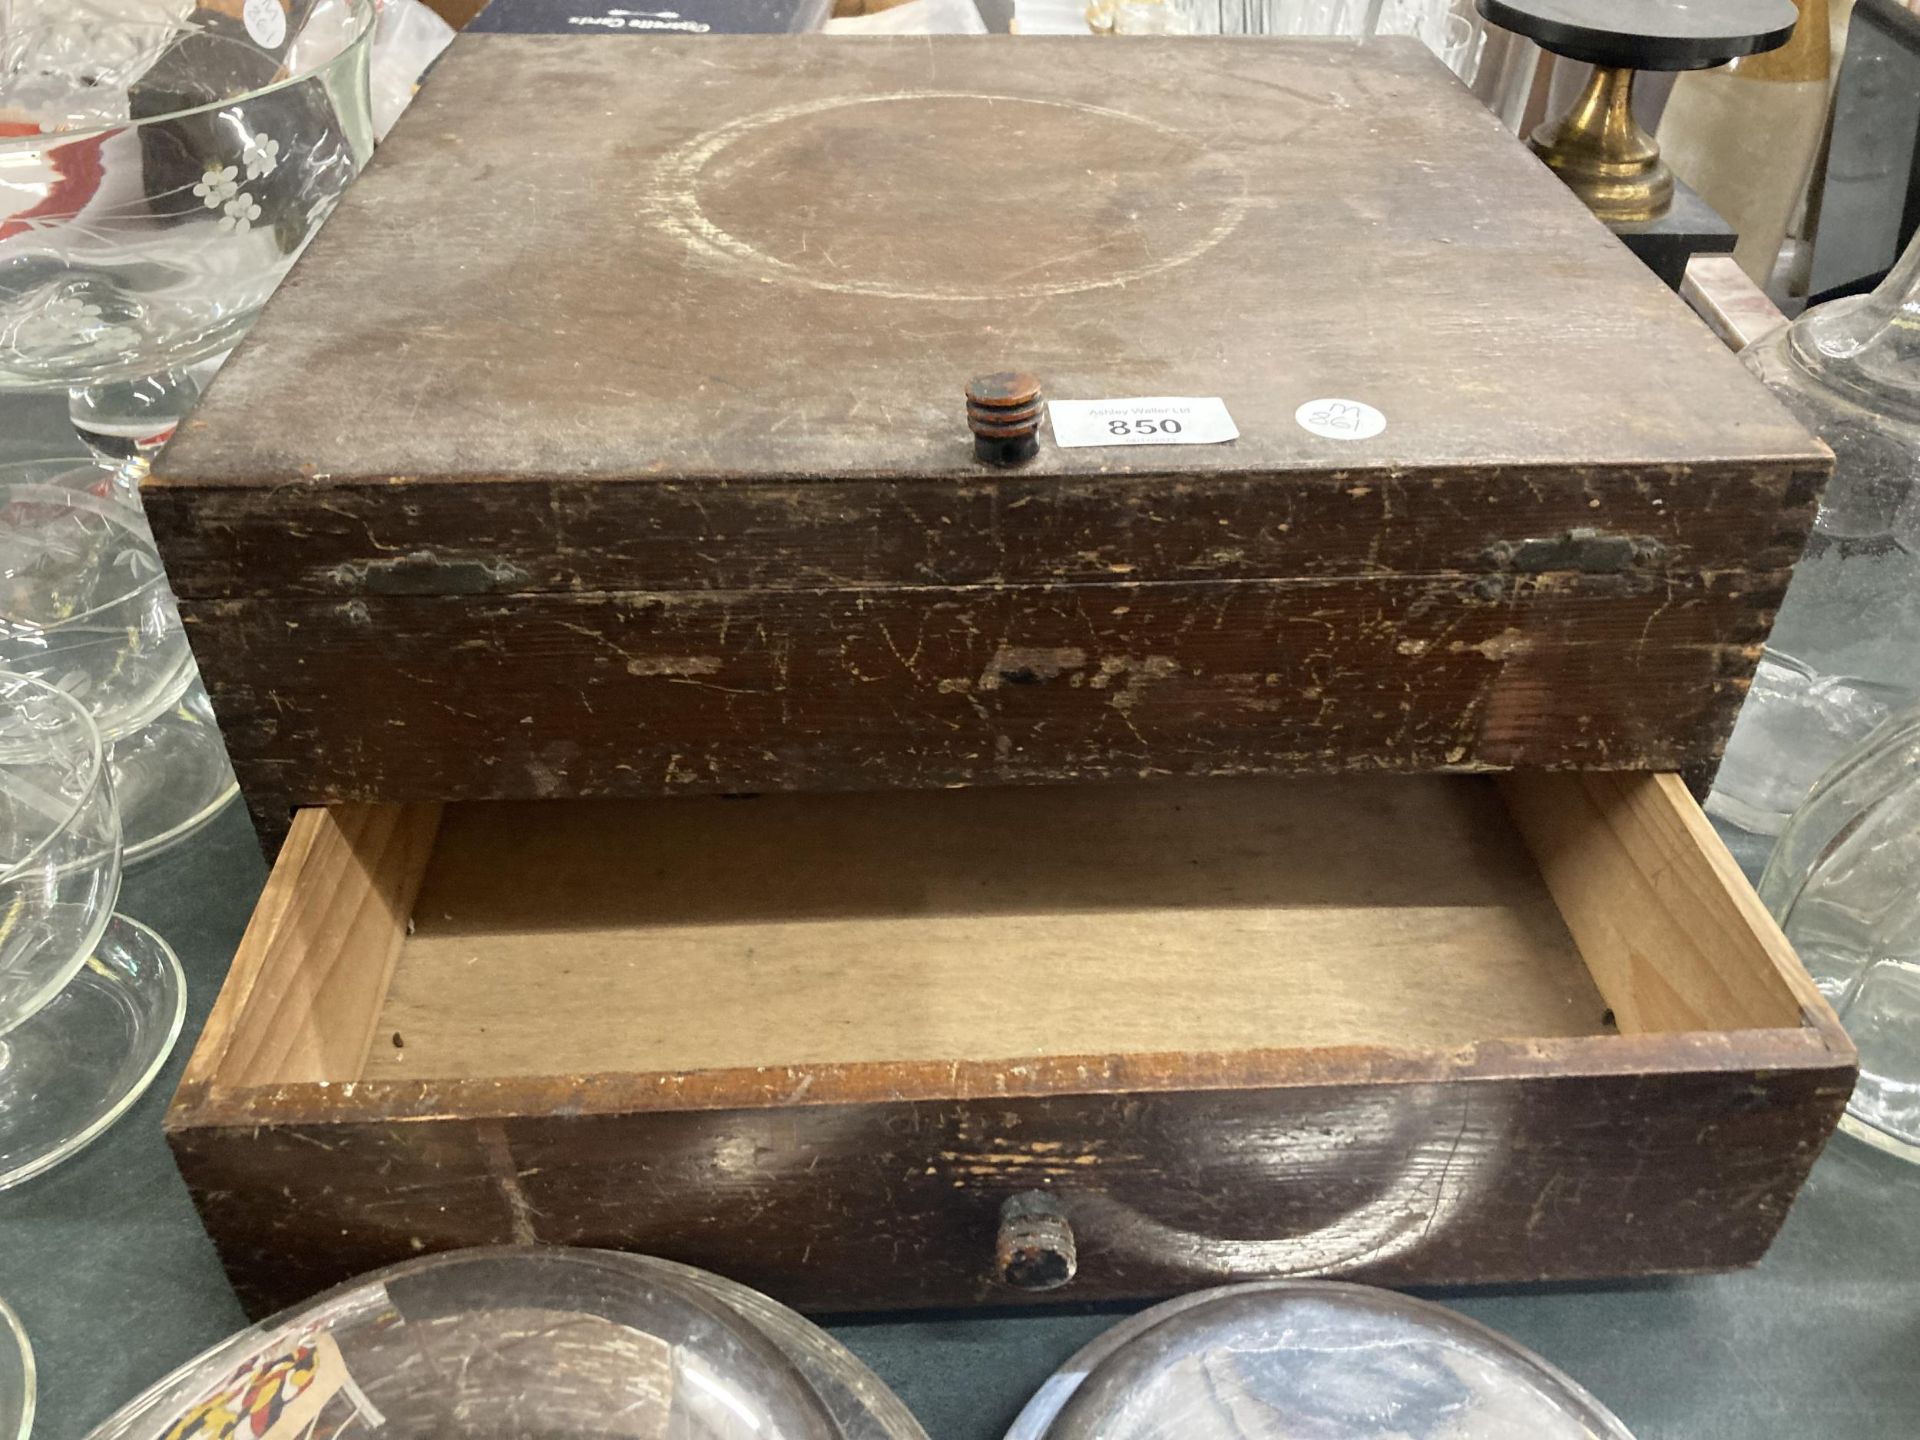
xmin=86 ymin=1248 xmax=927 ymax=1440
xmin=632 ymin=1256 xmax=929 ymax=1440
xmin=0 ymin=669 xmax=120 ymax=1032
xmin=1007 ymin=1281 xmax=1636 ymax=1440
xmin=0 ymin=0 xmax=377 ymax=392
xmin=4 ymin=0 xmax=376 ymax=480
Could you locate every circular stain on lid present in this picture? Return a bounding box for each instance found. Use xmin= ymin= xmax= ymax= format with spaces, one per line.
xmin=652 ymin=92 xmax=1289 ymax=303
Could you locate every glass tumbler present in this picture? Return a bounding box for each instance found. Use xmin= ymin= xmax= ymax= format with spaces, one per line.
xmin=1760 ymin=701 xmax=1920 ymax=1161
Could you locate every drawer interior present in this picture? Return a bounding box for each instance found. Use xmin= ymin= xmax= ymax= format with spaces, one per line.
xmin=189 ymin=773 xmax=1819 ymax=1096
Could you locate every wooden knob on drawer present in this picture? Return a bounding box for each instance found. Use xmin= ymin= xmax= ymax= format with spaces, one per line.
xmin=996 ymin=1190 xmax=1077 ymax=1291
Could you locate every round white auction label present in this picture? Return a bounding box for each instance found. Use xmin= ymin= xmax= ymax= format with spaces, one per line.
xmin=1295 ymin=398 xmax=1387 ymax=441
xmin=244 ymin=0 xmax=288 ymax=49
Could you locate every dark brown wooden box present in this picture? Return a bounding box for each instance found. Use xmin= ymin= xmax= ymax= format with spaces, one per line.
xmin=146 ymin=35 xmax=1828 ymax=839
xmin=167 ymin=772 xmax=1853 ymax=1316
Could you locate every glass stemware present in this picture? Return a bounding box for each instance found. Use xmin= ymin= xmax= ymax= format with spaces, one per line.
xmin=0 ymin=670 xmax=119 ymax=1025
xmin=0 ymin=668 xmax=185 ymax=1189
xmin=0 ymin=484 xmax=190 ymax=733
xmin=1 ymin=0 xmax=378 ymax=488
xmin=0 ymin=477 xmax=237 ymax=861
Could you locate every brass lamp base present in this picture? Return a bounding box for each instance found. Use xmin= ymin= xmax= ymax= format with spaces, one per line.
xmin=1527 ymin=65 xmax=1672 ymax=224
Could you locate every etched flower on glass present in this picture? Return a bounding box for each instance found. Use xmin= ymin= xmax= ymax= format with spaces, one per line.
xmin=3 ymin=283 xmax=141 ymax=370
xmin=242 ymin=133 xmax=281 ymax=179
xmin=218 ymin=194 xmax=263 ymax=234
xmin=193 ymin=165 xmax=240 ymax=209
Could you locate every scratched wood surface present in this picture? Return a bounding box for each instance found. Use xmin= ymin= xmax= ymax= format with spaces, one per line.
xmin=167 ymin=773 xmax=1854 ymax=1313
xmin=157 ymin=38 xmax=1816 ymax=488
xmin=187 ymin=569 xmax=1774 ymax=824
xmin=141 ymin=36 xmax=1828 ymax=830
xmin=171 ymin=1046 xmax=1852 ymax=1316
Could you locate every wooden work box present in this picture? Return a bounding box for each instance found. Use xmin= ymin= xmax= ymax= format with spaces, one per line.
xmin=167 ymin=773 xmax=1854 ymax=1315
xmin=145 ymin=35 xmax=1829 ymax=842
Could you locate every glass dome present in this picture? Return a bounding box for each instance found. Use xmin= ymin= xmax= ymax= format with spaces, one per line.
xmin=86 ymin=1248 xmax=927 ymax=1440
xmin=1007 ymin=1281 xmax=1635 ymax=1440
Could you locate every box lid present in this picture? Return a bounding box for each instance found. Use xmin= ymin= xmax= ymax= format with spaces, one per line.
xmin=152 ymin=34 xmax=1821 ymax=547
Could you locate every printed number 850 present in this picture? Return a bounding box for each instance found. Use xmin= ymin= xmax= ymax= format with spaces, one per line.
xmin=1107 ymin=418 xmax=1183 ymax=436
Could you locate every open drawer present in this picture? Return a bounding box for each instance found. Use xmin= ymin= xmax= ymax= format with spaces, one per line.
xmin=168 ymin=772 xmax=1854 ymax=1315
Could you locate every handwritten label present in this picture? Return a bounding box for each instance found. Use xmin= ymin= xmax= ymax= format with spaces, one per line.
xmin=1048 ymin=397 xmax=1238 ymax=448
xmin=243 ymin=0 xmax=288 ymax=48
xmin=1295 ymin=397 xmax=1386 ymax=441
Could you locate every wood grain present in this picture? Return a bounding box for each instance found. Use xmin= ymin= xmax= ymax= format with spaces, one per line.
xmin=180 ymin=804 xmax=442 ymax=1092
xmin=1501 ymin=771 xmax=1844 ymax=1037
xmin=149 ymin=459 xmax=1820 ymax=603
xmin=371 ymin=778 xmax=1607 ymax=1082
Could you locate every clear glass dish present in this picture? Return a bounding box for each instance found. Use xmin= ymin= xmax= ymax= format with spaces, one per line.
xmin=1008 ymin=1281 xmax=1636 ymax=1440
xmin=1760 ymin=701 xmax=1920 ymax=1162
xmin=1 ymin=0 xmax=377 ymax=471
xmin=0 ymin=912 xmax=184 ymax=1189
xmin=0 ymin=669 xmax=120 ymax=1030
xmin=86 ymin=1248 xmax=927 ymax=1440
xmin=0 ymin=1297 xmax=31 ymax=1440
xmin=626 ymin=1255 xmax=929 ymax=1440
